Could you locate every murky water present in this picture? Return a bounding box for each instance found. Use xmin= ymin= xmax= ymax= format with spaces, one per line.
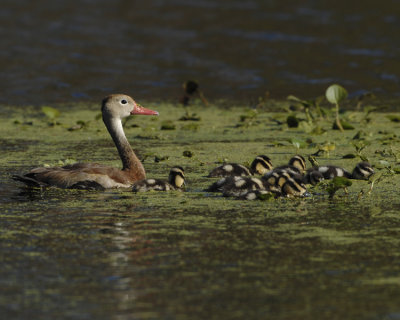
xmin=2 ymin=0 xmax=400 ymax=106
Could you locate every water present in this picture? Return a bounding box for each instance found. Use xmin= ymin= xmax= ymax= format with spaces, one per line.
xmin=3 ymin=3 xmax=400 ymax=319
xmin=1 ymin=0 xmax=400 ymax=106
xmin=2 ymin=102 xmax=400 ymax=319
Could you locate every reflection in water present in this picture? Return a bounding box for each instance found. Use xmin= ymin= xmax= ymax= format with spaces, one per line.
xmin=2 ymin=0 xmax=400 ymax=105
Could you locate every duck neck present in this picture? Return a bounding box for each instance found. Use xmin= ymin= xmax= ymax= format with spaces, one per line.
xmin=104 ymin=117 xmax=145 ymax=179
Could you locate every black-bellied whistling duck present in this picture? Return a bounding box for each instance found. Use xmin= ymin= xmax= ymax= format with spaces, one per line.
xmin=12 ymin=94 xmax=158 ymax=190
xmin=132 ymin=166 xmax=185 ymax=192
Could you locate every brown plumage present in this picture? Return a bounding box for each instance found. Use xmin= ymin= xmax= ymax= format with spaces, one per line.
xmin=12 ymin=94 xmax=159 ymax=189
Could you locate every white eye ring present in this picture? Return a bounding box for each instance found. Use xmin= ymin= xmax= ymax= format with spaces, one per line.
xmin=120 ymin=99 xmax=128 ymax=105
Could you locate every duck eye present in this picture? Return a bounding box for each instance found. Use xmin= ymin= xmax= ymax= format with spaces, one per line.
xmin=120 ymin=99 xmax=127 ymax=105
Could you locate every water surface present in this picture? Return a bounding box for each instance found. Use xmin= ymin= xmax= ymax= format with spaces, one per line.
xmin=2 ymin=102 xmax=400 ymax=319
xmin=1 ymin=0 xmax=400 ymax=105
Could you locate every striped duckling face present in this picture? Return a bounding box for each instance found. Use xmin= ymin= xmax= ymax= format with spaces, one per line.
xmin=288 ymin=155 xmax=306 ymax=173
xmin=169 ymin=166 xmax=185 ymax=188
xmin=351 ymin=162 xmax=374 ymax=180
xmin=250 ymin=155 xmax=273 ymax=175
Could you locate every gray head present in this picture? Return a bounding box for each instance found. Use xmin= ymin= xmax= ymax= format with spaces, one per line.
xmin=102 ymin=94 xmax=158 ymax=121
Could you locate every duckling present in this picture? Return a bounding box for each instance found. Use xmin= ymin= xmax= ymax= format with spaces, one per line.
xmin=262 ymin=170 xmax=295 ymax=193
xmin=221 ymin=176 xmax=268 ymax=197
xmin=281 ymin=175 xmax=308 ymax=197
xmin=311 ymin=165 xmax=352 ymax=180
xmin=309 ymin=161 xmax=374 ymax=180
xmin=273 ymin=155 xmax=306 ymax=174
xmin=207 ymin=155 xmax=272 ymax=177
xmin=263 ymin=155 xmax=306 ymax=183
xmin=351 ymin=161 xmax=374 ymax=180
xmin=250 ymin=155 xmax=273 ymax=175
xmin=205 ymin=175 xmax=267 ymax=195
xmin=132 ymin=166 xmax=185 ymax=192
xmin=205 ymin=176 xmax=242 ymax=192
xmin=303 ymin=170 xmax=324 ymax=185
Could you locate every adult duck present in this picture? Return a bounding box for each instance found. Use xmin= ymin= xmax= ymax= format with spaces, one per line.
xmin=13 ymin=94 xmax=158 ymax=189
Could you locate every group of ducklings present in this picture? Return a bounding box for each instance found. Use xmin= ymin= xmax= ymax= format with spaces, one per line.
xmin=132 ymin=154 xmax=374 ymax=200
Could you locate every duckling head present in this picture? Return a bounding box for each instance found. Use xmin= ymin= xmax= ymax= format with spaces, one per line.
xmin=169 ymin=166 xmax=185 ymax=188
xmin=250 ymin=155 xmax=273 ymax=175
xmin=288 ymin=155 xmax=306 ymax=173
xmin=352 ymin=162 xmax=374 ymax=180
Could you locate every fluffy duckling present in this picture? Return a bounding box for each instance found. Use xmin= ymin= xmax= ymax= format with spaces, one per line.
xmin=262 ymin=155 xmax=307 ymax=185
xmin=310 ymin=161 xmax=373 ymax=180
xmin=281 ymin=175 xmax=308 ymax=197
xmin=132 ymin=166 xmax=185 ymax=192
xmin=262 ymin=171 xmax=295 ymax=193
xmin=273 ymin=155 xmax=307 ymax=174
xmin=207 ymin=155 xmax=272 ymax=177
xmin=311 ymin=165 xmax=352 ymax=180
xmin=250 ymin=155 xmax=273 ymax=175
xmin=205 ymin=176 xmax=242 ymax=192
xmin=221 ymin=177 xmax=268 ymax=197
xmin=239 ymin=173 xmax=307 ymax=199
xmin=205 ymin=176 xmax=267 ymax=196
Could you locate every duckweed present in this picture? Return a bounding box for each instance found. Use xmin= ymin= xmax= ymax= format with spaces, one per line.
xmin=3 ymin=100 xmax=400 ymax=319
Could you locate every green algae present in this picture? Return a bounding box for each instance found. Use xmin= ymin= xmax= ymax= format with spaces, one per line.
xmin=3 ymin=100 xmax=400 ymax=319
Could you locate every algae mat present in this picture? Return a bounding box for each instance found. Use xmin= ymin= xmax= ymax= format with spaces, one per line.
xmin=1 ymin=101 xmax=400 ymax=319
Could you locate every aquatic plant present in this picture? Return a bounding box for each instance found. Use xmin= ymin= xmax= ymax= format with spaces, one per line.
xmin=160 ymin=120 xmax=176 ymax=130
xmin=41 ymin=106 xmax=61 ymax=126
xmin=180 ymin=80 xmax=209 ymax=106
xmin=324 ymin=176 xmax=352 ymax=198
xmin=325 ymin=84 xmax=348 ymax=132
xmin=287 ymin=94 xmax=325 ymax=121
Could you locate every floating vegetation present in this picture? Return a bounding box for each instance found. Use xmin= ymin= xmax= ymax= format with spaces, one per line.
xmin=154 ymin=155 xmax=169 ymax=162
xmin=386 ymin=115 xmax=400 ymax=122
xmin=179 ymin=111 xmax=201 ymax=121
xmin=41 ymin=106 xmax=61 ymax=126
xmin=326 ymin=84 xmax=348 ymax=132
xmin=160 ymin=120 xmax=176 ymax=130
xmin=182 ymin=150 xmax=194 ymax=158
xmin=323 ymin=176 xmax=353 ymax=198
